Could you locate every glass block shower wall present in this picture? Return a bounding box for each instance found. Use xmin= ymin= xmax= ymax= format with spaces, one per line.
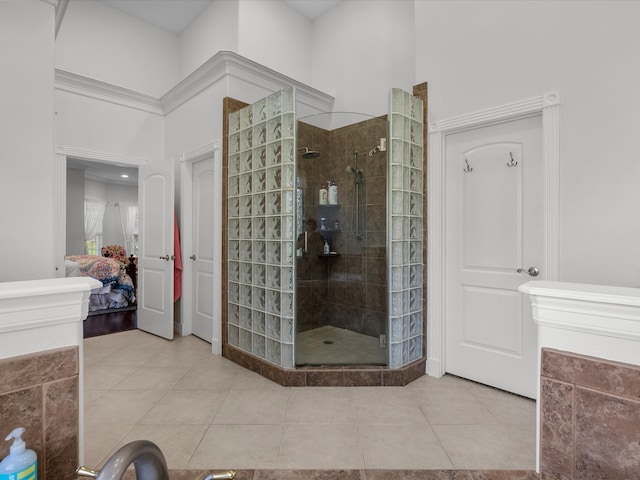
xmin=227 ymin=87 xmax=297 ymax=369
xmin=388 ymin=88 xmax=424 ymax=369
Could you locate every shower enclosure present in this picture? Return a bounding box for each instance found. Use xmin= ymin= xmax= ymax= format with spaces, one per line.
xmin=295 ymin=112 xmax=389 ymax=366
xmin=226 ymin=87 xmax=424 ymax=372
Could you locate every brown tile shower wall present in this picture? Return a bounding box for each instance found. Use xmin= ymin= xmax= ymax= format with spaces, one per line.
xmin=297 ymin=116 xmax=388 ymax=338
xmin=0 ymin=346 xmax=79 ymax=480
xmin=540 ymin=348 xmax=640 ymax=479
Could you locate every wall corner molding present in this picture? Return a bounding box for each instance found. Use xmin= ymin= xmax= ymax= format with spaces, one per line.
xmin=161 ymin=51 xmax=334 ymax=115
xmin=55 ymin=52 xmax=334 ymax=118
xmin=55 ymin=70 xmax=164 ymax=115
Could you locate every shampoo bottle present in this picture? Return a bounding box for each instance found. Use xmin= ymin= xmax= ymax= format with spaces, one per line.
xmin=328 ymin=181 xmax=338 ymax=205
xmin=319 ymin=183 xmax=328 ymax=205
xmin=323 ymin=239 xmax=330 ymax=255
xmin=0 ymin=428 xmax=37 ymax=480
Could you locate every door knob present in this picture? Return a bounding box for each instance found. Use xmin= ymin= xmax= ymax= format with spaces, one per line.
xmin=190 ymin=254 xmax=196 ymax=260
xmin=517 ymin=266 xmax=539 ymax=277
xmin=159 ymin=255 xmax=170 ymax=260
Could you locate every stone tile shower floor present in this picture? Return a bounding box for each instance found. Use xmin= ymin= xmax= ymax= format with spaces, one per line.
xmin=83 ymin=330 xmax=537 ymax=472
xmin=295 ymin=325 xmax=386 ymax=365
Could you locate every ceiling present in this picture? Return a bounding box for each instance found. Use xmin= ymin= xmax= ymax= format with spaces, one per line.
xmin=99 ymin=0 xmax=342 ymax=34
xmin=67 ymin=158 xmax=138 ymax=186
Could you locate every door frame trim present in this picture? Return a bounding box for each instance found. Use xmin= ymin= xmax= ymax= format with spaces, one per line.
xmin=427 ymin=92 xmax=560 ymax=377
xmin=179 ymin=142 xmax=222 ymax=354
xmin=53 ymin=146 xmax=149 ymax=277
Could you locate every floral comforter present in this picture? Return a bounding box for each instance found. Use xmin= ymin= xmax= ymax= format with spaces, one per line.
xmin=65 ymin=255 xmax=136 ymax=311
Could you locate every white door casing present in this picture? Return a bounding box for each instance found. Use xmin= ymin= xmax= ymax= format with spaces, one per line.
xmin=445 ymin=116 xmax=542 ymax=398
xmin=138 ymin=160 xmax=175 ymax=340
xmin=180 ymin=143 xmax=222 ymax=354
xmin=427 ymin=93 xmax=560 ymax=382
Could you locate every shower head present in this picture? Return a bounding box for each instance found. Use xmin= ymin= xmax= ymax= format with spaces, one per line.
xmin=298 ymin=147 xmax=320 ymax=159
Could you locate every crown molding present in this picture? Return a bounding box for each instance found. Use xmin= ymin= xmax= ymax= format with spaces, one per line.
xmin=161 ymin=51 xmax=334 ymax=115
xmin=40 ymin=0 xmax=58 ymax=7
xmin=55 ymin=70 xmax=164 ymax=115
xmin=55 ymin=51 xmax=334 ymax=118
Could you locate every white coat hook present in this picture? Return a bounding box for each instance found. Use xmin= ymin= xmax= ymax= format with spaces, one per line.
xmin=463 ymin=158 xmax=473 ymax=173
xmin=507 ymin=152 xmax=518 ymax=167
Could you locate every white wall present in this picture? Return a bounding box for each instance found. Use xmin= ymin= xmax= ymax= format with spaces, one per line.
xmin=312 ymin=0 xmax=415 ymax=116
xmin=55 ymin=90 xmax=165 ymax=161
xmin=178 ymin=0 xmax=240 ymax=78
xmin=66 ymin=168 xmax=85 ymax=254
xmin=416 ymin=0 xmax=640 ymax=287
xmin=0 ymin=1 xmax=55 ymax=282
xmin=56 ymin=0 xmax=180 ymax=96
xmin=237 ymin=0 xmax=313 ymax=85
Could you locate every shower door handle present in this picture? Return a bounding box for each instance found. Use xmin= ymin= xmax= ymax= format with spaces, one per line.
xmin=517 ymin=266 xmax=539 ymax=277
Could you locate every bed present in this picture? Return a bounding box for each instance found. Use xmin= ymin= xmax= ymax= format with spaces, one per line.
xmin=65 ymin=253 xmax=137 ymax=312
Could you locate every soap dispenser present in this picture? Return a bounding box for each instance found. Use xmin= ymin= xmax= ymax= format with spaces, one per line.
xmin=0 ymin=428 xmax=37 ymax=480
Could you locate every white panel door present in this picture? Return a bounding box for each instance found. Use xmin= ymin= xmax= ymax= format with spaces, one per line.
xmin=138 ymin=161 xmax=174 ymax=340
xmin=191 ymin=157 xmax=215 ymax=343
xmin=445 ymin=115 xmax=542 ymax=398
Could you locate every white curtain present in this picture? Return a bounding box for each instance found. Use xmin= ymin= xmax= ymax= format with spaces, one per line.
xmin=84 ymin=199 xmax=106 ymax=254
xmin=84 ymin=199 xmax=106 ymax=241
xmin=118 ymin=202 xmax=139 ymax=255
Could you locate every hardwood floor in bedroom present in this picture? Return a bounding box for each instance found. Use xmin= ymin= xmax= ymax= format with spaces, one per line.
xmin=83 ymin=308 xmax=137 ymax=338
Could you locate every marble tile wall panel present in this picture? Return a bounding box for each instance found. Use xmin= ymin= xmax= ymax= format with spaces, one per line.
xmin=0 ymin=346 xmax=79 ymax=480
xmin=540 ymin=348 xmax=640 ymax=479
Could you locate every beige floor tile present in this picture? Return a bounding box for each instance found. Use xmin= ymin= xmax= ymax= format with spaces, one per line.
xmin=212 ymin=389 xmax=290 ymax=424
xmin=139 ymin=390 xmax=229 ymax=425
xmin=117 ymin=424 xmax=209 ymax=469
xmin=359 ymin=424 xmax=454 ymax=469
xmin=172 ymin=367 xmax=238 ymax=391
xmin=406 ymin=373 xmax=478 ymax=390
xmin=98 ymin=344 xmax=166 ymax=367
xmin=84 ymin=365 xmax=138 ymax=391
xmin=278 ymin=424 xmax=364 ymax=469
xmin=285 ymin=388 xmax=357 ymax=424
xmin=229 ymin=368 xmax=286 ymax=390
xmin=432 ymin=423 xmax=536 ymax=470
xmin=466 ymin=383 xmax=537 ymax=426
xmin=187 ymin=424 xmax=282 ymax=469
xmin=413 ymin=386 xmax=499 ymax=425
xmin=82 ymin=417 xmax=135 ymax=469
xmin=113 ymin=365 xmax=190 ymax=391
xmin=85 ymin=389 xmax=166 ymax=423
xmin=349 ymin=388 xmax=428 ymax=425
xmin=82 ymin=331 xmax=537 ymax=472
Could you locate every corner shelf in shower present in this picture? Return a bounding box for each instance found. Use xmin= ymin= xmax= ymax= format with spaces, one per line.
xmin=317 ymin=253 xmax=341 ymax=258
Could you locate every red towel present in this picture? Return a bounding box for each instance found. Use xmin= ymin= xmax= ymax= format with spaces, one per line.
xmin=173 ymin=211 xmax=182 ymax=301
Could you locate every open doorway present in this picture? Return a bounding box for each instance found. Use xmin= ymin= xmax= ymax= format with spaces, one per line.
xmin=66 ymin=158 xmax=139 ymax=337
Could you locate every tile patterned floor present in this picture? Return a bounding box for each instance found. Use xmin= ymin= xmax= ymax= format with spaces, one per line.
xmin=83 ymin=330 xmax=536 ymax=472
xmin=295 ymin=325 xmax=386 ymax=365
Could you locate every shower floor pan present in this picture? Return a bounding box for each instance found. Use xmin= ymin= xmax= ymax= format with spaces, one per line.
xmin=296 ymin=325 xmax=386 ymax=366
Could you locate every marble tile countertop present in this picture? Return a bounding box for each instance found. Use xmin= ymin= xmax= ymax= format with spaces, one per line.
xmin=119 ymin=469 xmax=538 ymax=479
